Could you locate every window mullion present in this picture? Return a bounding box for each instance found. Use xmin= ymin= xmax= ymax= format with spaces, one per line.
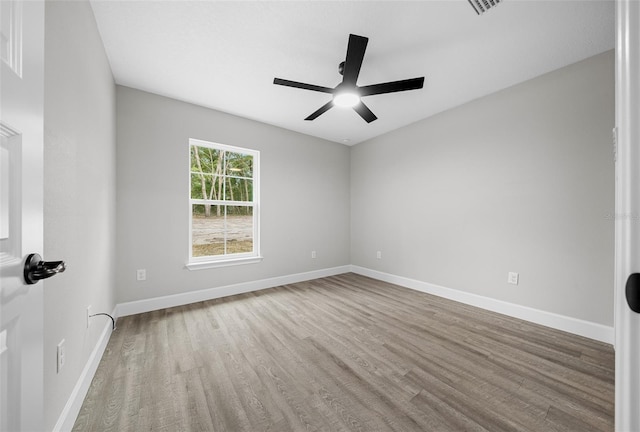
xmin=190 ymin=199 xmax=227 ymax=206
xmin=224 ymin=205 xmax=227 ymax=255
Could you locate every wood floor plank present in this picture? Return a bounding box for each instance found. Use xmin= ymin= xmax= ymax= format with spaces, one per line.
xmin=73 ymin=273 xmax=614 ymax=431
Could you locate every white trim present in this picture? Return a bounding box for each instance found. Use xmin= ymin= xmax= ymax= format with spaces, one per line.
xmin=188 ymin=138 xmax=260 ymax=264
xmin=350 ymin=265 xmax=614 ymax=345
xmin=190 ymin=199 xmax=254 ymax=207
xmin=116 ymin=266 xmax=351 ymax=317
xmin=186 ymin=255 xmax=263 ymax=270
xmin=117 ymin=263 xmax=613 ymax=343
xmin=53 ymin=265 xmax=614 ymax=431
xmin=52 ymin=307 xmax=116 ymax=432
xmin=614 ymin=1 xmax=640 ymax=430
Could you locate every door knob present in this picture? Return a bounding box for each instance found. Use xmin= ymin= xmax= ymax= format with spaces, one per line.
xmin=626 ymin=273 xmax=640 ymax=313
xmin=23 ymin=253 xmax=66 ymax=285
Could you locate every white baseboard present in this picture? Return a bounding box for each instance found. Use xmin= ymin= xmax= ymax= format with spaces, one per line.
xmin=350 ymin=265 xmax=614 ymax=345
xmin=116 ymin=265 xmax=352 ymax=317
xmin=52 ymin=266 xmax=350 ymax=431
xmin=53 ymin=264 xmax=612 ymax=432
xmin=53 ymin=307 xmax=116 ymax=432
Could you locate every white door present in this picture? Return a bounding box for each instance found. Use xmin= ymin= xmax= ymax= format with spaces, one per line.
xmin=615 ymin=1 xmax=640 ymax=431
xmin=0 ymin=0 xmax=45 ymax=431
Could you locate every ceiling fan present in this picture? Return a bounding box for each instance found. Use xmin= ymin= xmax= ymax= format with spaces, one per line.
xmin=273 ymin=34 xmax=425 ymax=123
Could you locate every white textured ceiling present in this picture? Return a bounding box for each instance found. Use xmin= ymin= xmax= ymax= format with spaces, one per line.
xmin=90 ymin=0 xmax=614 ymax=145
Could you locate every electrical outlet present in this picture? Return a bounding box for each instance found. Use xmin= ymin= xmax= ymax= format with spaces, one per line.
xmin=508 ymin=272 xmax=519 ymax=285
xmin=311 ymin=250 xmax=317 ymax=259
xmin=376 ymin=251 xmax=382 ymax=259
xmin=136 ymin=269 xmax=146 ymax=281
xmin=86 ymin=305 xmax=92 ymax=329
xmin=57 ymin=339 xmax=66 ymax=373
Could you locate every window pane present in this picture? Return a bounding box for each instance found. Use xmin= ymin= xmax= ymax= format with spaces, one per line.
xmin=190 ymin=173 xmax=205 ymax=200
xmin=192 ymin=204 xmax=225 ymax=257
xmin=226 ymin=207 xmax=253 ymax=254
xmin=225 ymin=177 xmax=253 ymax=201
xmin=191 ymin=145 xmax=222 ymax=175
xmin=191 ymin=173 xmax=224 ymax=200
xmin=225 ymin=152 xmax=253 ymax=178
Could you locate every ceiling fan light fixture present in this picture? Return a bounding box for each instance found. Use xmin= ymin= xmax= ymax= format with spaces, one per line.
xmin=273 ymin=34 xmax=424 ymax=122
xmin=333 ymin=92 xmax=360 ymax=108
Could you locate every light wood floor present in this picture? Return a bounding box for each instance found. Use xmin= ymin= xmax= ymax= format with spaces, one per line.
xmin=73 ymin=273 xmax=614 ymax=432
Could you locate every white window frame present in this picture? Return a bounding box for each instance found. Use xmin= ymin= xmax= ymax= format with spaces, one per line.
xmin=186 ymin=138 xmax=261 ymax=270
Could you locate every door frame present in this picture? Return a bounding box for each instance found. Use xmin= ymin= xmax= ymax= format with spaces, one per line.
xmin=614 ymin=1 xmax=640 ymax=431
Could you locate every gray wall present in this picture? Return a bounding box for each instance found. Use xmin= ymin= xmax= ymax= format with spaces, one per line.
xmin=43 ymin=1 xmax=116 ymax=429
xmin=40 ymin=18 xmax=613 ymax=426
xmin=351 ymin=50 xmax=615 ymax=326
xmin=116 ymin=86 xmax=350 ymax=303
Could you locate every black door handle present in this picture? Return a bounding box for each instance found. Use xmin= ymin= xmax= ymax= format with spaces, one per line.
xmin=24 ymin=253 xmax=66 ymax=285
xmin=626 ymin=273 xmax=640 ymax=313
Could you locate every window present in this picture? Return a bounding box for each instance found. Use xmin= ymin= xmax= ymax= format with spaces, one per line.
xmin=188 ymin=139 xmax=260 ymax=269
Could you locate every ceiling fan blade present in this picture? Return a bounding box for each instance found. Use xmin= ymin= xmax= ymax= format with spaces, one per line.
xmin=273 ymin=78 xmax=334 ymax=94
xmin=353 ymin=101 xmax=377 ymax=123
xmin=342 ymin=34 xmax=368 ymax=86
xmin=358 ymin=77 xmax=425 ymax=97
xmin=305 ymin=100 xmax=334 ymax=121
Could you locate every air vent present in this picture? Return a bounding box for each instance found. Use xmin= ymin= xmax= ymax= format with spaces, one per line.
xmin=467 ymin=0 xmax=502 ymax=15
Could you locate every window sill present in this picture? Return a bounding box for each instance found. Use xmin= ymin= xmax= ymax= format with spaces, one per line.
xmin=185 ymin=256 xmax=263 ymax=271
